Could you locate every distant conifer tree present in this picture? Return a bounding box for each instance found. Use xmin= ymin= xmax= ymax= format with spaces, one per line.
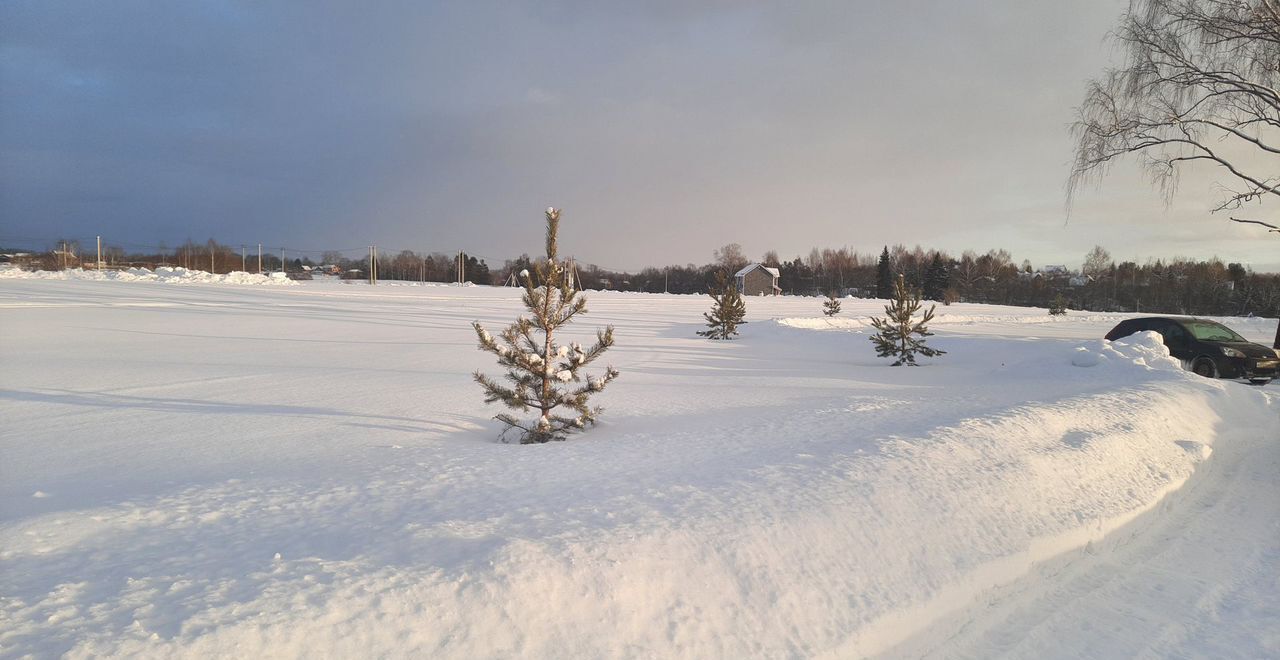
xmin=876 ymin=247 xmax=894 ymax=299
xmin=823 ymin=292 xmax=842 ymax=317
xmin=870 ymin=275 xmax=945 ymax=366
xmin=472 ymin=208 xmax=619 ymax=443
xmin=698 ymin=270 xmax=746 ymax=339
xmin=924 ymin=253 xmax=950 ymax=301
xmin=1049 ymin=294 xmax=1068 ymax=316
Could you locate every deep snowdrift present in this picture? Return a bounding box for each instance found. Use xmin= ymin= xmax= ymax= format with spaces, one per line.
xmin=0 ymin=281 xmax=1275 ymax=658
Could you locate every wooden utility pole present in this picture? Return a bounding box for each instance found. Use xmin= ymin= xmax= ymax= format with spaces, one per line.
xmin=96 ymin=236 xmax=102 ymax=271
xmin=280 ymin=247 xmax=285 ymax=274
xmin=257 ymin=244 xmax=262 ymax=273
xmin=241 ymin=245 xmax=246 ymax=272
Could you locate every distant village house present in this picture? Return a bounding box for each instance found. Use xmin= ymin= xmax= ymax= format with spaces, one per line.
xmin=735 ymin=263 xmax=781 ymax=296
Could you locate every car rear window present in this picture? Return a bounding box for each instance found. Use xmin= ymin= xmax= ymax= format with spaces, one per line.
xmin=1107 ymin=321 xmax=1133 ymax=340
xmin=1183 ymin=320 xmax=1246 ymax=343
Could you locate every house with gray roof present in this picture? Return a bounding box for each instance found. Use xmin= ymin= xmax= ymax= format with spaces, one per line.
xmin=735 ymin=263 xmax=781 ymax=296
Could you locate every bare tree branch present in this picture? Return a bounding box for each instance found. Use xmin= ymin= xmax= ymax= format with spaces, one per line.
xmin=1230 ymin=216 xmax=1280 ymax=231
xmin=1069 ymin=0 xmax=1280 ymax=231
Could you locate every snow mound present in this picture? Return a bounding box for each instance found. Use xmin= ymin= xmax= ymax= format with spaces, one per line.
xmin=778 ymin=316 xmax=873 ymax=330
xmin=0 ymin=267 xmax=298 ymax=286
xmin=778 ymin=313 xmax=1118 ymax=331
xmin=1072 ymin=331 xmax=1182 ymax=371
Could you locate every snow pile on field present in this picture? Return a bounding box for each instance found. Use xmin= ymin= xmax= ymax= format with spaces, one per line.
xmin=0 ymin=281 xmax=1275 ymax=658
xmin=377 ymin=280 xmax=476 ymax=287
xmin=779 ymin=312 xmax=1119 ymax=331
xmin=0 ymin=266 xmax=297 ymax=286
xmin=1068 ymin=330 xmax=1183 ymax=369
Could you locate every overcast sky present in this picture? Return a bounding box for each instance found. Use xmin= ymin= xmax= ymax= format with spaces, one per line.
xmin=2 ymin=1 xmax=1277 ymax=271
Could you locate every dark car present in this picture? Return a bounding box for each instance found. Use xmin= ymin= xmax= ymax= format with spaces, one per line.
xmin=1105 ymin=316 xmax=1279 ymax=384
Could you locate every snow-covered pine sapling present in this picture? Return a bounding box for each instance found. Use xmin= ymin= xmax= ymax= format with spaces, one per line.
xmin=472 ymin=208 xmax=619 ymax=443
xmin=869 ymin=275 xmax=945 ymax=366
xmin=1049 ymin=294 xmax=1068 ymax=316
xmin=698 ymin=270 xmax=746 ymax=339
xmin=823 ymin=292 xmax=842 ymax=317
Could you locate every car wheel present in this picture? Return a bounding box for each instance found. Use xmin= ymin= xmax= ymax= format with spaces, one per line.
xmin=1191 ymin=358 xmax=1217 ymax=378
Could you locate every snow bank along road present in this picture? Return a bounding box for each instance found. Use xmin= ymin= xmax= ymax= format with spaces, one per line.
xmin=1 ymin=277 xmax=1276 ymax=658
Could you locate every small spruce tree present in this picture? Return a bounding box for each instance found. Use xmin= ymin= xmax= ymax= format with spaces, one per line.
xmin=869 ymin=275 xmax=945 ymax=366
xmin=823 ymin=291 xmax=842 ymax=317
xmin=699 ymin=270 xmax=746 ymax=339
xmin=1049 ymin=294 xmax=1068 ymax=316
xmin=472 ymin=208 xmax=619 ymax=443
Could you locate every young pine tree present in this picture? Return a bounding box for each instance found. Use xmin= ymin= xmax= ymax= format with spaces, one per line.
xmin=1048 ymin=293 xmax=1068 ymax=316
xmin=823 ymin=291 xmax=842 ymax=316
xmin=472 ymin=208 xmax=619 ymax=443
xmin=869 ymin=275 xmax=945 ymax=366
xmin=698 ymin=270 xmax=746 ymax=339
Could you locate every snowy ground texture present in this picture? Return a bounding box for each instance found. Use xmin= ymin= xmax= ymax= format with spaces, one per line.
xmin=1 ymin=275 xmax=1276 ymax=659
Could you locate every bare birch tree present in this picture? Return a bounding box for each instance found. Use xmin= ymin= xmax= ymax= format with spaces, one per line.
xmin=1071 ymin=0 xmax=1280 ymax=347
xmin=1069 ymin=0 xmax=1280 ymax=225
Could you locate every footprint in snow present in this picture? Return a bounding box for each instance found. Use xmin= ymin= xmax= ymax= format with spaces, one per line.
xmin=1174 ymin=440 xmax=1212 ymax=462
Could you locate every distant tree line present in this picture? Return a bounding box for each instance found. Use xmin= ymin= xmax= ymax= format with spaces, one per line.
xmin=577 ymin=243 xmax=1280 ymax=319
xmin=5 ymin=238 xmax=1278 ymax=318
xmin=2 ymin=239 xmax=496 ymax=283
xmin=5 ymin=239 xmax=297 ymax=274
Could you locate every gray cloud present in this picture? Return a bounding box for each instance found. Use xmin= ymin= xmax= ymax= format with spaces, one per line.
xmin=2 ymin=1 xmax=1276 ymax=271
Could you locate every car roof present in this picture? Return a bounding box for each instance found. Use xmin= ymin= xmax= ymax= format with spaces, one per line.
xmin=1121 ymin=316 xmax=1218 ymax=324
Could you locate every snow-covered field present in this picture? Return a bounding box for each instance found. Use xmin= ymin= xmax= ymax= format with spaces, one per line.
xmin=1 ymin=275 xmax=1276 ymax=658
